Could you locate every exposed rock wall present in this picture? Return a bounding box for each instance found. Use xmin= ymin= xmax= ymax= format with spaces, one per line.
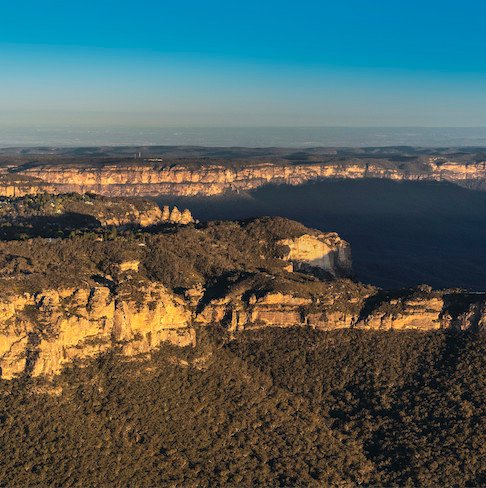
xmin=195 ymin=291 xmax=360 ymax=331
xmin=0 ymin=193 xmax=194 ymax=228
xmin=2 ymin=159 xmax=486 ymax=197
xmin=278 ymin=233 xmax=352 ymax=278
xmin=0 ymin=284 xmax=194 ymax=379
xmin=356 ymin=295 xmax=445 ymax=331
xmin=1 ymin=283 xmax=484 ymax=379
xmin=195 ymin=287 xmax=486 ymax=333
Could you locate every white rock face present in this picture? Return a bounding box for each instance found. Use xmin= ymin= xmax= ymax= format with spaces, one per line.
xmin=278 ymin=233 xmax=352 ymax=278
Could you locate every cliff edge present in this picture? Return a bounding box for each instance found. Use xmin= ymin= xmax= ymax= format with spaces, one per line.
xmin=0 ymin=201 xmax=483 ymax=379
xmin=0 ymin=157 xmax=485 ymax=198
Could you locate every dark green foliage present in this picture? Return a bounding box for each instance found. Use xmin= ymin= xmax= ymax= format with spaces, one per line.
xmin=0 ymin=192 xmax=173 ymax=241
xmin=0 ymin=234 xmax=143 ymax=292
xmin=0 ymin=214 xmax=345 ymax=295
xmin=0 ymin=330 xmax=484 ymax=487
xmin=229 ymin=329 xmax=486 ymax=486
xmin=0 ymin=336 xmax=372 ymax=487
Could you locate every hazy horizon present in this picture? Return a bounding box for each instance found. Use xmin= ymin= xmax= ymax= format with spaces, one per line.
xmin=3 ymin=126 xmax=486 ymax=148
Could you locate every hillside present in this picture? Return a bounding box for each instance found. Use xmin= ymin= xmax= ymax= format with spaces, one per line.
xmin=0 ymin=194 xmax=484 ymax=380
xmin=0 ymin=193 xmax=484 ymax=486
xmin=0 ymin=328 xmax=484 ymax=486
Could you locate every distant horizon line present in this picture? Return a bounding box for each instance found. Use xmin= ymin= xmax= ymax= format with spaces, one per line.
xmin=3 ymin=124 xmax=486 ymax=129
xmin=3 ymin=126 xmax=486 ymax=150
xmin=3 ymin=143 xmax=486 ymax=151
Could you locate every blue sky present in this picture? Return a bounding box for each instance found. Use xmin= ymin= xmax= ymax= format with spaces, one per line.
xmin=1 ymin=0 xmax=486 ymax=127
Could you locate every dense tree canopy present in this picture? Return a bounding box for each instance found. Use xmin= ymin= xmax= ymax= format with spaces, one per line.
xmin=0 ymin=329 xmax=483 ymax=486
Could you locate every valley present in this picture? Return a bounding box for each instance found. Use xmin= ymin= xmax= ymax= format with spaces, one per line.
xmin=0 ymin=148 xmax=484 ymax=486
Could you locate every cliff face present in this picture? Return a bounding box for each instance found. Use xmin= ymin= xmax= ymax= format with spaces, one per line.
xmin=195 ymin=287 xmax=486 ymax=332
xmin=0 ymin=193 xmax=194 ymax=228
xmin=0 ymin=283 xmax=194 ymax=379
xmin=356 ymin=294 xmax=445 ymax=331
xmin=195 ymin=289 xmax=366 ymax=331
xmin=0 ymin=209 xmax=484 ymax=380
xmin=1 ymin=282 xmax=484 ymax=379
xmin=2 ymin=159 xmax=486 ymax=197
xmin=278 ymin=232 xmax=352 ymax=278
xmin=355 ymin=289 xmax=486 ymax=331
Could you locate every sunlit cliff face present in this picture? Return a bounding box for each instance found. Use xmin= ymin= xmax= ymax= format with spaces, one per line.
xmin=1 ymin=237 xmax=484 ymax=379
xmin=278 ymin=233 xmax=352 ymax=278
xmin=2 ymin=280 xmax=484 ymax=379
xmin=1 ymin=160 xmax=485 ymax=197
xmin=0 ymin=192 xmax=484 ymax=380
xmin=0 ymin=283 xmax=195 ymax=379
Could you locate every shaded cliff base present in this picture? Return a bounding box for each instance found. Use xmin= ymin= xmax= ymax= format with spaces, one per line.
xmin=0 ymin=327 xmax=484 ymax=487
xmin=163 ymin=178 xmax=486 ymax=291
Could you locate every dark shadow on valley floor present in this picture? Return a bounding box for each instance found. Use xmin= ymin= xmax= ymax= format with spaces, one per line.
xmin=158 ymin=179 xmax=486 ymax=290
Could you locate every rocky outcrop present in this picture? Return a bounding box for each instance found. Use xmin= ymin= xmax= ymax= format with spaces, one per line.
xmin=83 ymin=202 xmax=194 ymax=226
xmin=162 ymin=205 xmax=194 ymax=225
xmin=441 ymin=298 xmax=486 ymax=331
xmin=196 ymin=292 xmax=308 ymax=330
xmin=0 ymin=193 xmax=194 ymax=229
xmin=356 ymin=288 xmax=486 ymax=332
xmin=1 ymin=159 xmax=485 ymax=197
xmin=0 ymin=284 xmax=194 ymax=379
xmin=1 ymin=281 xmax=484 ymax=379
xmin=356 ymin=294 xmax=445 ymax=331
xmin=0 ymin=205 xmax=483 ymax=380
xmin=278 ymin=232 xmax=352 ymax=278
xmin=195 ymin=283 xmax=373 ymax=332
xmin=195 ymin=286 xmax=486 ymax=333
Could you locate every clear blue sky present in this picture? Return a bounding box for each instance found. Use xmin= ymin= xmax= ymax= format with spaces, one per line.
xmin=1 ymin=0 xmax=486 ymax=127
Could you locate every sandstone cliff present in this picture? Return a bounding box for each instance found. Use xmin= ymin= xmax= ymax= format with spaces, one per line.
xmin=0 ymin=283 xmax=195 ymax=379
xmin=0 ymin=193 xmax=194 ymax=230
xmin=278 ymin=232 xmax=352 ymax=278
xmin=195 ymin=286 xmax=367 ymax=331
xmin=1 ymin=159 xmax=485 ymax=197
xmin=195 ymin=285 xmax=486 ymax=333
xmin=1 ymin=279 xmax=484 ymax=379
xmin=0 ymin=211 xmax=483 ymax=380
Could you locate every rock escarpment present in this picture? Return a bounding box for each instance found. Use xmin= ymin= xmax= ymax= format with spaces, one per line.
xmin=0 ymin=283 xmax=194 ymax=379
xmin=0 ymin=193 xmax=194 ymax=237
xmin=195 ymin=284 xmax=486 ymax=333
xmin=195 ymin=284 xmax=369 ymax=331
xmin=1 ymin=279 xmax=484 ymax=379
xmin=0 ymin=210 xmax=484 ymax=379
xmin=278 ymin=232 xmax=352 ymax=278
xmin=1 ymin=158 xmax=486 ymax=197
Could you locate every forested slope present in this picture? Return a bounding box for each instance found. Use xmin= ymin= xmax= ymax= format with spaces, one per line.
xmin=0 ymin=328 xmax=484 ymax=486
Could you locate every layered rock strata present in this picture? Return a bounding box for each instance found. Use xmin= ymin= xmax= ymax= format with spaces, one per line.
xmin=1 ymin=159 xmax=486 ymax=197
xmin=0 ymin=211 xmax=484 ymax=380
xmin=1 ymin=282 xmax=484 ymax=379
xmin=0 ymin=284 xmax=194 ymax=379
xmin=0 ymin=193 xmax=194 ymax=227
xmin=195 ymin=287 xmax=486 ymax=332
xmin=278 ymin=232 xmax=352 ymax=278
